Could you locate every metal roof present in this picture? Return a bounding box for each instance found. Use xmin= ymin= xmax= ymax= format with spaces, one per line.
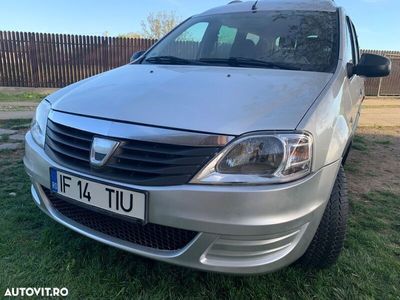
xmin=200 ymin=0 xmax=338 ymax=16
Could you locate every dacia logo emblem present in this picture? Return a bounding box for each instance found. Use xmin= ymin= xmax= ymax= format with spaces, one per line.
xmin=90 ymin=137 xmax=120 ymax=167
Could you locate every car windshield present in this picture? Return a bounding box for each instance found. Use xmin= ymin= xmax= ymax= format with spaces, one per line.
xmin=142 ymin=10 xmax=339 ymax=72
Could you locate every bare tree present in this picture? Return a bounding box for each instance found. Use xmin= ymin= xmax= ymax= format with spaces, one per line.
xmin=118 ymin=32 xmax=143 ymax=39
xmin=141 ymin=11 xmax=181 ymax=40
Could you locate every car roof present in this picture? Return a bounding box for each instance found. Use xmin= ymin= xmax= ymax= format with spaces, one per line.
xmin=200 ymin=0 xmax=338 ymax=16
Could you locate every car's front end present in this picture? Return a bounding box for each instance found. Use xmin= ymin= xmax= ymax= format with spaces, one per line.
xmin=24 ymin=104 xmax=341 ymax=274
xmin=24 ymin=0 xmax=346 ymax=274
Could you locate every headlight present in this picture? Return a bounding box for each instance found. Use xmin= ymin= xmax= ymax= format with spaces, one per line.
xmin=31 ymin=100 xmax=51 ymax=147
xmin=190 ymin=132 xmax=312 ymax=185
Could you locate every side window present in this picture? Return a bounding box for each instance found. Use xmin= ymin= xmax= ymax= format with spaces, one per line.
xmin=345 ymin=17 xmax=356 ymax=64
xmin=214 ymin=25 xmax=238 ymax=58
xmin=350 ymin=21 xmax=360 ymax=63
xmin=217 ymin=25 xmax=238 ymax=45
xmin=175 ymin=22 xmax=209 ymax=43
xmin=246 ymin=33 xmax=260 ymax=45
xmin=161 ymin=22 xmax=209 ymax=59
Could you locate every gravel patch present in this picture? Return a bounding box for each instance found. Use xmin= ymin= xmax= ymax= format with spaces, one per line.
xmin=0 ymin=128 xmax=17 ymax=135
xmin=9 ymin=134 xmax=25 ymax=141
xmin=0 ymin=111 xmax=34 ymax=120
xmin=0 ymin=143 xmax=22 ymax=150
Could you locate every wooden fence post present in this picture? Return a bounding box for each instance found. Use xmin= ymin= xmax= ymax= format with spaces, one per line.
xmin=2 ymin=33 xmax=399 ymax=92
xmin=28 ymin=32 xmax=39 ymax=87
xmin=0 ymin=31 xmax=5 ymax=86
xmin=102 ymin=36 xmax=109 ymax=72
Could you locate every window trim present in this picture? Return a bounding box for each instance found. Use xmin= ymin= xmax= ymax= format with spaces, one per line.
xmin=350 ymin=20 xmax=360 ymax=63
xmin=345 ymin=16 xmax=357 ymax=65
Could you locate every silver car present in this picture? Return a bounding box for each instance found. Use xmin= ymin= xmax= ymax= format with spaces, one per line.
xmin=24 ymin=0 xmax=390 ymax=274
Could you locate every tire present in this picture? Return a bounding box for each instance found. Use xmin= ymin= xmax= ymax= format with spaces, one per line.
xmin=342 ymin=141 xmax=353 ymax=166
xmin=299 ymin=166 xmax=349 ymax=268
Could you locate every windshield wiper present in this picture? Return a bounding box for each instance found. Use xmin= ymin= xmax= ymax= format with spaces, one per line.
xmin=199 ymin=57 xmax=301 ymax=70
xmin=232 ymin=57 xmax=301 ymax=70
xmin=145 ymin=56 xmax=205 ymax=65
xmin=145 ymin=56 xmax=300 ymax=70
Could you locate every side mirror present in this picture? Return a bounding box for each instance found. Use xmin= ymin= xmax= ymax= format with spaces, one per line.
xmin=353 ymin=53 xmax=391 ymax=78
xmin=130 ymin=51 xmax=146 ymax=63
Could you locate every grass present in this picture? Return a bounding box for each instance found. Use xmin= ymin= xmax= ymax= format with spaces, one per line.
xmin=0 ymin=119 xmax=31 ymax=129
xmin=352 ymin=136 xmax=368 ymax=152
xmin=362 ymin=104 xmax=400 ymax=109
xmin=344 ymin=136 xmax=371 ymax=174
xmin=0 ymin=92 xmax=48 ymax=103
xmin=375 ymin=140 xmax=392 ymax=146
xmin=1 ymin=120 xmax=399 ymax=299
xmin=344 ymin=161 xmax=359 ymax=174
xmin=0 ymin=135 xmax=9 ymax=142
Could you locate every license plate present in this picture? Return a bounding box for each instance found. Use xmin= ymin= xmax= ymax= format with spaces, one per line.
xmin=50 ymin=168 xmax=147 ymax=221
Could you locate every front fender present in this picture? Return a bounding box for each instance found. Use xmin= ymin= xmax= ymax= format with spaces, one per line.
xmin=297 ymin=68 xmax=352 ymax=170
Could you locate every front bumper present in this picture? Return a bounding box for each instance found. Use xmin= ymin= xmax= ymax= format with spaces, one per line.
xmin=24 ymin=131 xmax=340 ymax=274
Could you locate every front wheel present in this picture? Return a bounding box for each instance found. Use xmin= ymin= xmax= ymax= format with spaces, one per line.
xmin=299 ymin=166 xmax=349 ymax=268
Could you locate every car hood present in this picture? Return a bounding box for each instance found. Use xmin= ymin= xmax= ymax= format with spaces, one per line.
xmin=49 ymin=64 xmax=332 ymax=136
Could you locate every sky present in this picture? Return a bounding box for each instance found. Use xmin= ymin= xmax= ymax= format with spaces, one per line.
xmin=1 ymin=0 xmax=399 ymax=51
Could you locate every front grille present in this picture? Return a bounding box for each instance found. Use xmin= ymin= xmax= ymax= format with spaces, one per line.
xmin=43 ymin=188 xmax=198 ymax=251
xmin=45 ymin=119 xmax=222 ymax=186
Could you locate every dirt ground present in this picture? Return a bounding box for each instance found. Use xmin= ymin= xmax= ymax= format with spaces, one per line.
xmin=0 ymin=86 xmax=58 ymax=94
xmin=0 ymin=111 xmax=35 ymax=120
xmin=359 ymin=98 xmax=400 ymax=127
xmin=346 ymin=126 xmax=400 ymax=195
xmin=345 ymin=98 xmax=400 ymax=197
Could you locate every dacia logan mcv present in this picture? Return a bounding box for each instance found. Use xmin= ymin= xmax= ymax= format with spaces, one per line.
xmin=24 ymin=0 xmax=391 ymax=274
